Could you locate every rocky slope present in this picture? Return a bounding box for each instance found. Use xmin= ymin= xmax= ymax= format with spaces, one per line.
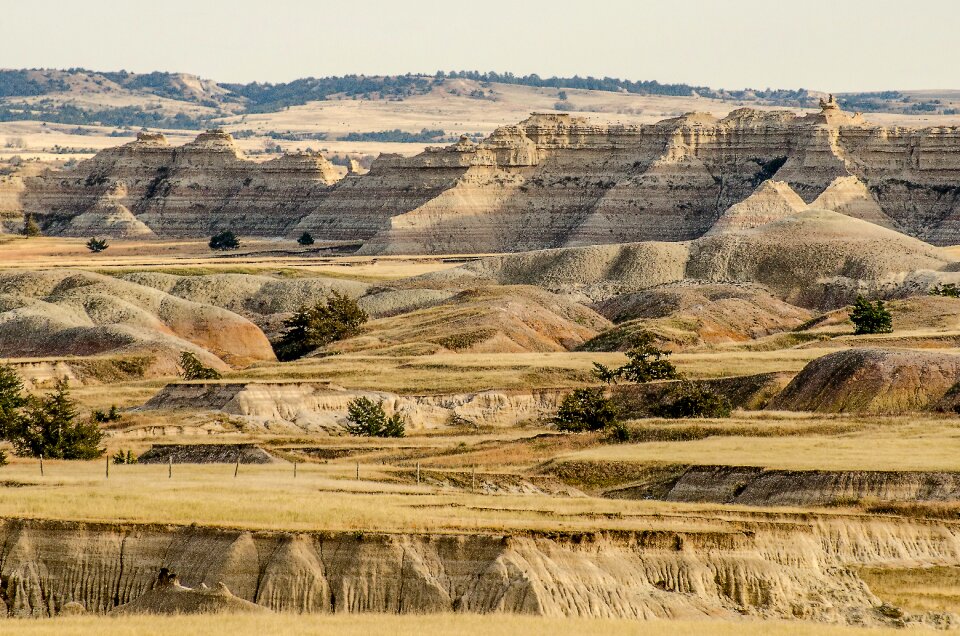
xmin=21 ymin=102 xmax=960 ymax=250
xmin=1 ymin=516 xmax=957 ymax=625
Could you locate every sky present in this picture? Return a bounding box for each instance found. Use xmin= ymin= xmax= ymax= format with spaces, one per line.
xmin=1 ymin=0 xmax=956 ymax=92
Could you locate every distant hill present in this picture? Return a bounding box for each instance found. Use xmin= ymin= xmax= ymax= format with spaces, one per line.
xmin=2 ymin=68 xmax=956 ymax=130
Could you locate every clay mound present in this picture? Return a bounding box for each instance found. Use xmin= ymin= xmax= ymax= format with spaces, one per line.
xmin=770 ymin=348 xmax=960 ymax=413
xmin=357 ymin=288 xmax=460 ymax=318
xmin=688 ymin=209 xmax=952 ymax=308
xmin=431 ymin=242 xmax=689 ymax=302
xmin=112 ymin=570 xmax=267 ymax=615
xmin=706 ymin=180 xmax=807 ymax=235
xmin=332 ymin=285 xmax=611 ymax=355
xmin=811 ymin=176 xmax=896 ymax=229
xmin=0 ymin=269 xmax=275 ymax=371
xmin=137 ymin=443 xmax=279 ymax=464
xmin=588 ymin=282 xmax=811 ymax=349
xmin=122 ymin=272 xmax=368 ymax=317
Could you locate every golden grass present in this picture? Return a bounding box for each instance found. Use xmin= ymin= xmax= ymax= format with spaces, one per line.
xmin=566 ymin=416 xmax=960 ymax=471
xmin=0 ymin=457 xmax=769 ymax=534
xmin=4 ymin=613 xmax=921 ymax=636
xmin=858 ymin=566 xmax=960 ymax=614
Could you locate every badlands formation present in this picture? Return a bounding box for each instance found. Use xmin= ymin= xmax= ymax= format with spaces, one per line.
xmin=11 ymin=102 xmax=960 ymax=633
xmin=18 ymin=98 xmax=960 ymax=252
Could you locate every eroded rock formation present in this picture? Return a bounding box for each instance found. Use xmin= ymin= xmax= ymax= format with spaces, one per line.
xmin=21 ymin=103 xmax=960 ymax=251
xmin=24 ymin=130 xmax=339 ymax=237
xmin=0 ymin=517 xmax=956 ymax=625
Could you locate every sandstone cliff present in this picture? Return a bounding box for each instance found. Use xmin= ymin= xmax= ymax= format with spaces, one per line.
xmin=0 ymin=516 xmax=956 ymax=625
xmin=22 ymin=104 xmax=960 ymax=250
xmin=23 ymin=131 xmax=340 ymax=237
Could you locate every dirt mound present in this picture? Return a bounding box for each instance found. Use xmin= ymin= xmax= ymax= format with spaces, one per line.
xmin=428 ymin=210 xmax=953 ymax=309
xmin=688 ymin=209 xmax=952 ymax=308
xmin=0 ymin=269 xmax=275 ymax=372
xmin=611 ymin=372 xmax=793 ymax=414
xmin=112 ymin=569 xmax=268 ymax=615
xmin=706 ymin=180 xmax=807 ymax=234
xmin=436 ymin=242 xmax=689 ymax=302
xmin=587 ymin=282 xmax=811 ymax=349
xmin=137 ymin=443 xmax=279 ymax=464
xmin=332 ymin=285 xmax=611 ymax=354
xmin=122 ymin=272 xmax=368 ymax=316
xmin=770 ymin=348 xmax=960 ymax=413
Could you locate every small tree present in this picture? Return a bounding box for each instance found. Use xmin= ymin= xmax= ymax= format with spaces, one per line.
xmin=209 ymin=230 xmax=240 ymax=250
xmin=7 ymin=379 xmax=104 ymax=459
xmin=553 ymin=388 xmax=618 ymax=433
xmin=178 ymin=352 xmax=222 ymax=380
xmin=849 ymin=295 xmax=893 ymax=335
xmin=22 ymin=213 xmax=40 ymax=237
xmin=112 ymin=449 xmax=137 ymax=464
xmin=591 ymin=332 xmax=679 ymax=385
xmin=345 ymin=397 xmax=405 ymax=437
xmin=297 ymin=231 xmax=315 ymax=246
xmin=273 ymin=291 xmax=368 ymax=361
xmin=86 ymin=237 xmax=109 ymax=253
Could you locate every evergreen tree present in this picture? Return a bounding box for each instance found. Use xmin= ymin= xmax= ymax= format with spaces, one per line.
xmin=849 ymin=295 xmax=893 ymax=335
xmin=297 ymin=231 xmax=315 ymax=246
xmin=209 ymin=230 xmax=240 ymax=250
xmin=553 ymin=388 xmax=618 ymax=432
xmin=273 ymin=291 xmax=368 ymax=360
xmin=86 ymin=237 xmax=109 ymax=252
xmin=22 ymin=213 xmax=40 ymax=237
xmin=8 ymin=379 xmax=104 ymax=459
xmin=0 ymin=364 xmax=26 ymax=439
xmin=178 ymin=352 xmax=222 ymax=380
xmin=345 ymin=397 xmax=405 ymax=437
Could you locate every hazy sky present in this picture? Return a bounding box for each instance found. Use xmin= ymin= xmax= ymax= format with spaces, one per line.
xmin=2 ymin=0 xmax=955 ymax=91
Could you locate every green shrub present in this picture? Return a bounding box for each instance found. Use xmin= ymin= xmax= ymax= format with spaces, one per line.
xmin=209 ymin=230 xmax=240 ymax=250
xmin=345 ymin=397 xmax=405 ymax=437
xmin=86 ymin=237 xmax=109 ymax=252
xmin=273 ymin=291 xmax=368 ymax=361
xmin=92 ymin=405 xmax=122 ymax=423
xmin=553 ymin=388 xmax=618 ymax=432
xmin=7 ymin=379 xmax=104 ymax=459
xmin=297 ymin=231 xmax=315 ymax=246
xmin=849 ymin=295 xmax=893 ymax=335
xmin=930 ymin=283 xmax=960 ymax=298
xmin=112 ymin=449 xmax=137 ymax=464
xmin=178 ymin=352 xmax=222 ymax=380
xmin=651 ymin=381 xmax=732 ymax=419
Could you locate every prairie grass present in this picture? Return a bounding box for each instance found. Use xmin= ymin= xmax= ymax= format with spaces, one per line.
xmin=858 ymin=566 xmax=960 ymax=613
xmin=0 ymin=457 xmax=763 ymax=534
xmin=4 ymin=613 xmax=921 ymax=636
xmin=566 ymin=417 xmax=960 ymax=471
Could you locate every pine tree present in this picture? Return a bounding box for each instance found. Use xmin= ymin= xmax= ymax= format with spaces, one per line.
xmin=273 ymin=292 xmax=368 ymax=360
xmin=178 ymin=352 xmax=222 ymax=380
xmin=297 ymin=231 xmax=315 ymax=246
xmin=22 ymin=213 xmax=40 ymax=237
xmin=849 ymin=295 xmax=893 ymax=335
xmin=9 ymin=379 xmax=104 ymax=459
xmin=345 ymin=397 xmax=405 ymax=437
xmin=0 ymin=364 xmax=26 ymax=439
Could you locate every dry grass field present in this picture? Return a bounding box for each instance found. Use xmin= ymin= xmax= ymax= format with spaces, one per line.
xmin=7 ymin=613 xmax=925 ymax=636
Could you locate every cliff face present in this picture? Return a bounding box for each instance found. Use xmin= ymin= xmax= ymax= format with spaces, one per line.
xmin=22 ymin=108 xmax=960 ymax=250
xmin=23 ymin=131 xmax=339 ymax=237
xmin=3 ymin=516 xmax=958 ymax=623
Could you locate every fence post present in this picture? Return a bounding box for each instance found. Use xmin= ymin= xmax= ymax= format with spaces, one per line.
xmin=106 ymin=455 xmax=110 ymax=479
xmin=416 ymin=462 xmax=420 ymax=484
xmin=294 ymin=461 xmax=297 ymax=478
xmin=168 ymin=456 xmax=172 ymax=479
xmin=234 ymin=457 xmax=239 ymax=478
xmin=356 ymin=462 xmax=359 ymax=480
xmin=40 ymin=454 xmax=44 ymax=477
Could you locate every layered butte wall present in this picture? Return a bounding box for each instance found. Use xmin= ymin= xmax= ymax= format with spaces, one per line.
xmin=23 ymin=131 xmax=340 ymax=237
xmin=21 ymin=99 xmax=960 ymax=250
